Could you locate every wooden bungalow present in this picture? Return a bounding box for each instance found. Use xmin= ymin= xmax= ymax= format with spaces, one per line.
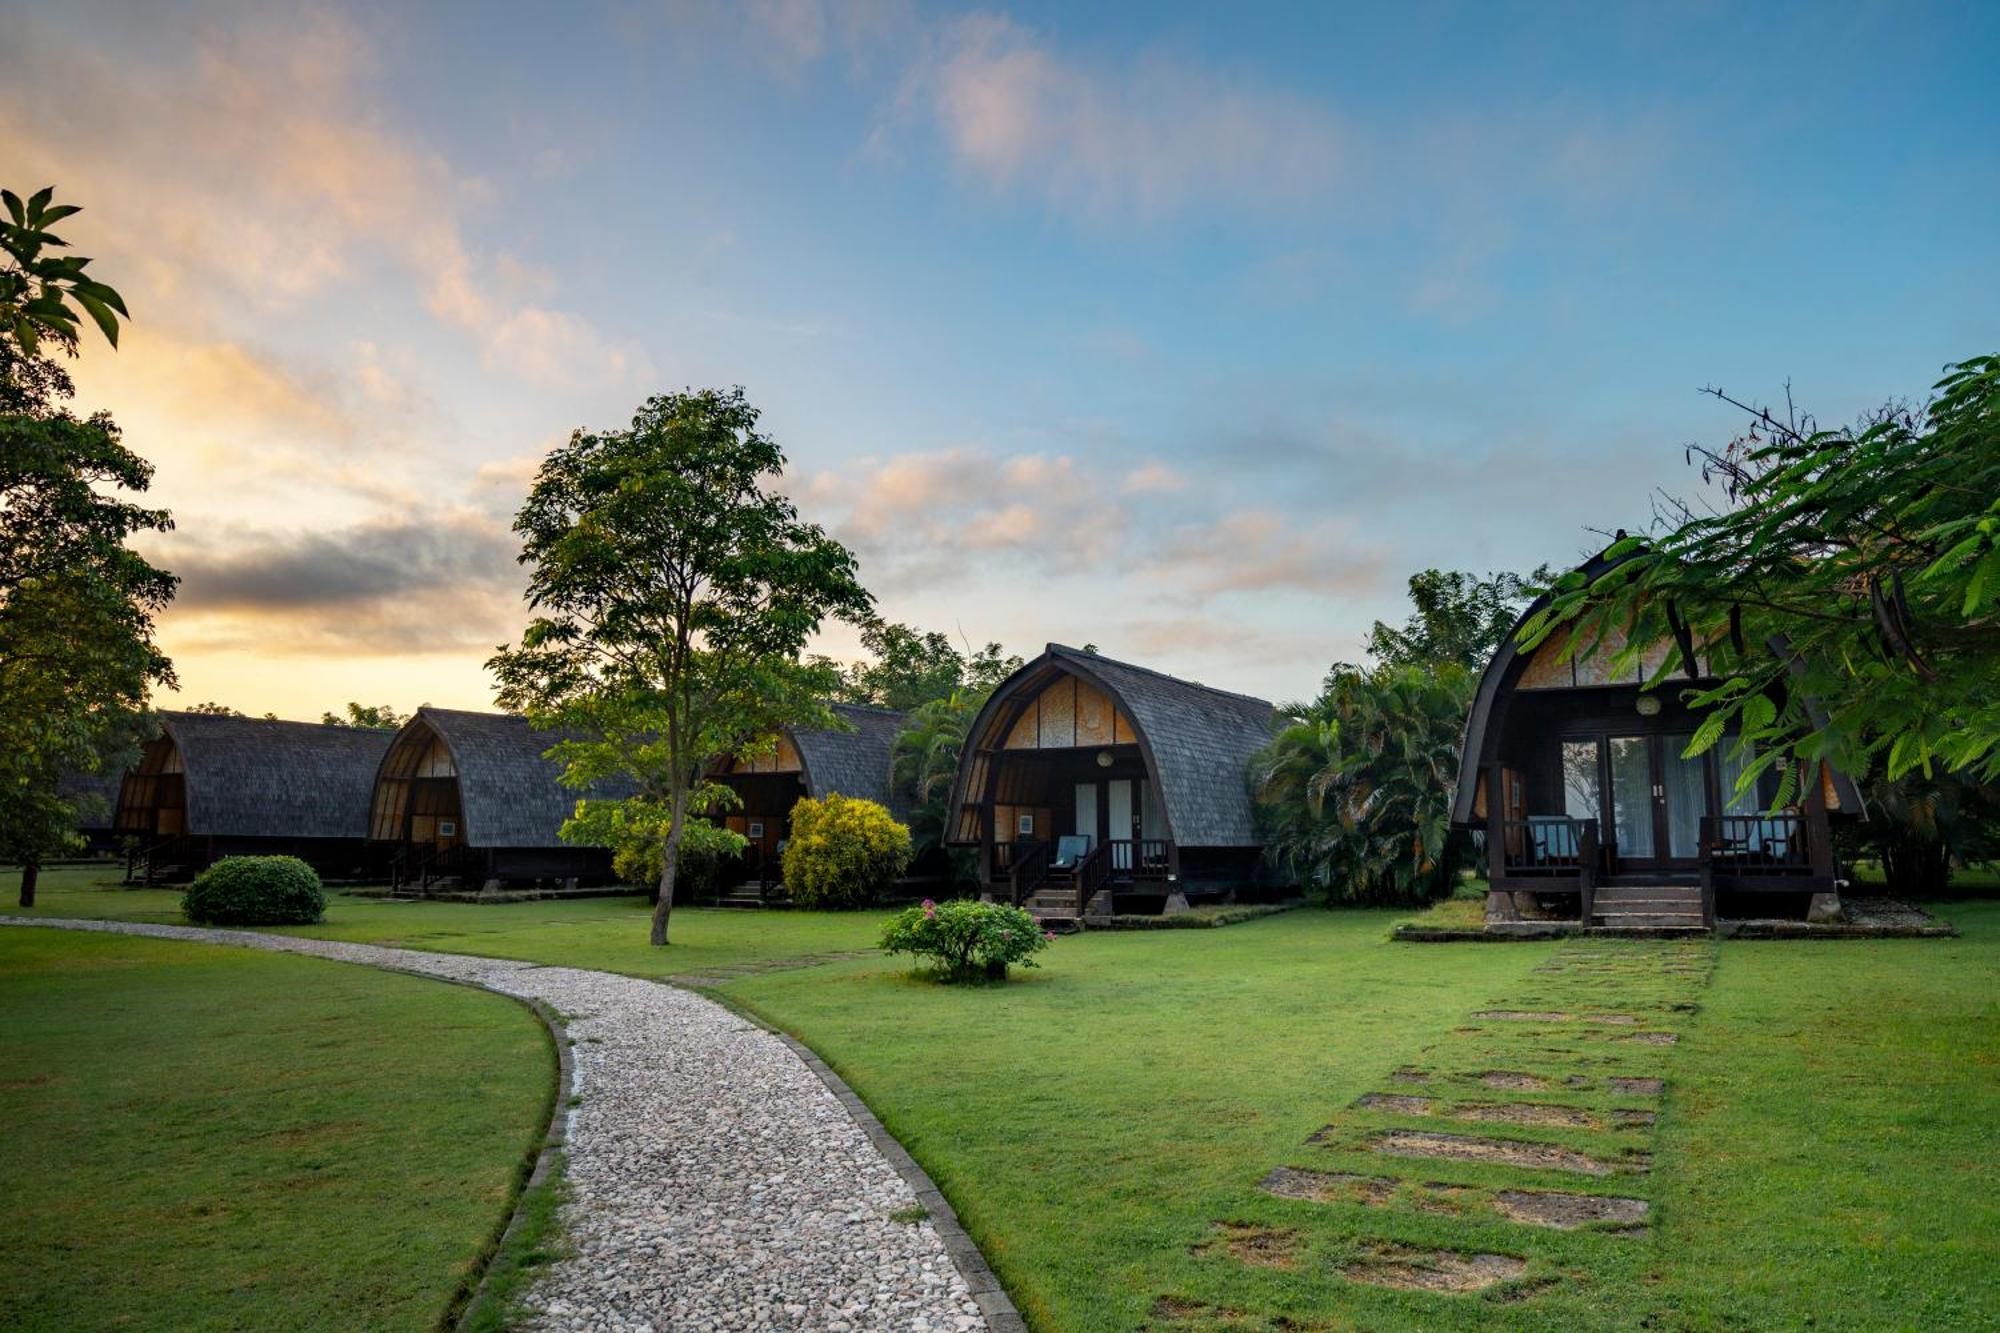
xmin=711 ymin=703 xmax=910 ymax=896
xmin=368 ymin=707 xmax=634 ymax=892
xmin=114 ymin=712 xmax=394 ymax=881
xmin=945 ymin=644 xmax=1275 ymax=920
xmin=1452 ymin=547 xmax=1863 ymax=931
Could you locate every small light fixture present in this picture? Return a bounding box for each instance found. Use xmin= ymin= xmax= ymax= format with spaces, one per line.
xmin=1096 ymin=750 xmax=1113 ymax=768
xmin=1635 ymin=695 xmax=1663 ymax=717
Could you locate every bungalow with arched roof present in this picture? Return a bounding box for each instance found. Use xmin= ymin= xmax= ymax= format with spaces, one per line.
xmin=1451 ymin=545 xmax=1862 ymax=931
xmin=710 ymin=703 xmax=909 ymax=890
xmin=114 ymin=712 xmax=394 ymax=881
xmin=945 ymin=644 xmax=1275 ymax=920
xmin=369 ymin=707 xmax=634 ymax=892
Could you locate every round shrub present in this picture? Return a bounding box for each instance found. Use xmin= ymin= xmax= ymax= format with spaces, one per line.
xmin=780 ymin=794 xmax=912 ymax=909
xmin=879 ymin=898 xmax=1052 ymax=983
xmin=182 ymin=855 xmax=326 ymax=926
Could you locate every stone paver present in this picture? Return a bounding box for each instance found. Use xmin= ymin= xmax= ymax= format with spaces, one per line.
xmin=1 ymin=917 xmax=987 ymax=1333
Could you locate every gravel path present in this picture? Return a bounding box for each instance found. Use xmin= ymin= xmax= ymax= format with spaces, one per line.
xmin=1 ymin=917 xmax=989 ymax=1333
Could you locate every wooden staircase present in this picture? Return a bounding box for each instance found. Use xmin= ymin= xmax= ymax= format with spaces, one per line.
xmin=1589 ymin=883 xmax=1708 ymax=933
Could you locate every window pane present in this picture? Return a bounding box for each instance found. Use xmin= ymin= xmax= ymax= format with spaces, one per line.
xmin=1717 ymin=742 xmax=1761 ymax=814
xmin=1609 ymin=736 xmax=1654 ymax=859
xmin=1561 ymin=741 xmax=1600 ymax=822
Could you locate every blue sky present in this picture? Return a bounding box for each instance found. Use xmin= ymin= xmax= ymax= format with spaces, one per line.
xmin=4 ymin=0 xmax=1996 ymax=713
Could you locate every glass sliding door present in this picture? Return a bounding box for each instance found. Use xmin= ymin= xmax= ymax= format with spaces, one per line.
xmin=1659 ymin=733 xmax=1705 ymax=860
xmin=1608 ymin=736 xmax=1655 ymax=861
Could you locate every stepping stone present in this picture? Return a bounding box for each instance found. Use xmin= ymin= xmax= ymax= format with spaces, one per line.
xmin=1389 ymin=1067 xmax=1431 ymax=1084
xmin=1609 ymin=1077 xmax=1664 ymax=1096
xmin=1260 ymin=1166 xmax=1395 ymax=1206
xmin=1355 ymin=1092 xmax=1435 ymax=1116
xmin=1472 ymin=1010 xmax=1574 ymax=1023
xmin=1620 ymin=1031 xmax=1679 ymax=1045
xmin=1493 ymin=1189 xmax=1650 ymax=1231
xmin=1453 ymin=1101 xmax=1600 ymax=1130
xmin=1368 ymin=1130 xmax=1644 ymax=1177
xmin=1192 ymin=1221 xmax=1300 ymax=1269
xmin=1340 ymin=1242 xmax=1527 ymax=1293
xmin=1612 ymin=1108 xmax=1657 ymax=1127
xmin=1582 ymin=1013 xmax=1640 ymax=1025
xmin=1478 ymin=1070 xmax=1550 ymax=1091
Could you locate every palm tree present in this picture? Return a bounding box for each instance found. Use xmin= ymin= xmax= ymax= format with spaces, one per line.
xmin=1251 ymin=663 xmax=1475 ymax=905
xmin=892 ymin=690 xmax=983 ymax=884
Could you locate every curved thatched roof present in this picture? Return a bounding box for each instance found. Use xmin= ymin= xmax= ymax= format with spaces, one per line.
xmin=152 ymin=712 xmax=393 ymax=839
xmin=792 ymin=704 xmax=908 ymax=817
xmin=393 ymin=707 xmax=636 ymax=849
xmin=953 ymin=644 xmax=1274 ymax=848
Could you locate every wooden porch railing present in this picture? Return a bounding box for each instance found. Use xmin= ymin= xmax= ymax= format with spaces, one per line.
xmin=1108 ymin=838 xmax=1173 ymax=881
xmin=1073 ymin=841 xmax=1112 ymax=916
xmin=1498 ymin=817 xmax=1596 ymax=877
xmin=1006 ymin=839 xmax=1049 ymax=907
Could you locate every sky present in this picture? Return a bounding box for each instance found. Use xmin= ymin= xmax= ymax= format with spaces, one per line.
xmin=4 ymin=0 xmax=1996 ymax=717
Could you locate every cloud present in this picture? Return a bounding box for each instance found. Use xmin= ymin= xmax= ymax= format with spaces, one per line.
xmin=0 ymin=9 xmax=641 ymax=390
xmin=154 ymin=511 xmax=525 ymax=655
xmin=1122 ymin=462 xmax=1188 ymax=495
xmin=901 ymin=15 xmax=1343 ymax=220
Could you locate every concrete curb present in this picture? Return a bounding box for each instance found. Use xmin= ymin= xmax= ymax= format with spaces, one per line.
xmin=450 ymin=991 xmax=573 ymax=1333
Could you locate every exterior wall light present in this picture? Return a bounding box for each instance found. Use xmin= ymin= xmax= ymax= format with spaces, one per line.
xmin=1635 ymin=695 xmax=1663 ymax=717
xmin=1096 ymin=750 xmax=1113 ymax=767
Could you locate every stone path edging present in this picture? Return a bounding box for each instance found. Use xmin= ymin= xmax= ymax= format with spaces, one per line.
xmin=1 ymin=917 xmax=994 ymax=1332
xmin=770 ymin=1029 xmax=1027 ymax=1333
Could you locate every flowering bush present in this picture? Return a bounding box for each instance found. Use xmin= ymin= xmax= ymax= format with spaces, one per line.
xmin=879 ymin=897 xmax=1053 ymax=983
xmin=781 ymin=794 xmax=912 ymax=908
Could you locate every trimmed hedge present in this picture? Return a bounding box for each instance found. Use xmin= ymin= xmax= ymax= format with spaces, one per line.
xmin=182 ymin=855 xmax=327 ymax=926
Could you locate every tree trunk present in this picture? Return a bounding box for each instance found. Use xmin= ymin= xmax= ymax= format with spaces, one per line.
xmin=650 ymin=788 xmax=690 ymax=946
xmin=1880 ymin=838 xmax=1951 ymax=898
xmin=18 ymin=857 xmax=39 ymax=909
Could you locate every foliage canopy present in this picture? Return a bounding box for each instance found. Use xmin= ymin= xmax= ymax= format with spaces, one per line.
xmin=1523 ymin=357 xmax=2000 ymax=792
xmin=488 ymin=386 xmax=872 ymax=944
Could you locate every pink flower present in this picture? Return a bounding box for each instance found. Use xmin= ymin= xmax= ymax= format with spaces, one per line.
xmin=1043 ymin=930 xmax=1057 ymax=940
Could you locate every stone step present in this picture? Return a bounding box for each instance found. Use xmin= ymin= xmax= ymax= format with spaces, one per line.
xmin=1592 ymin=908 xmax=1704 ymax=920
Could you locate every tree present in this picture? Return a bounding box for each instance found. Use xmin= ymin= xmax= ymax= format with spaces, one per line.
xmin=1523 ymin=358 xmax=2000 ymax=802
xmin=827 ymin=620 xmax=1022 ymax=713
xmin=1365 ymin=567 xmax=1550 ymax=672
xmin=184 ymin=701 xmax=242 ymax=716
xmin=891 ymin=689 xmax=985 ymax=883
xmin=487 ymin=387 xmax=873 ymax=945
xmin=321 ymin=702 xmax=403 ymax=730
xmin=1251 ymin=663 xmax=1476 ymax=905
xmin=1 ymin=185 xmax=173 ymax=907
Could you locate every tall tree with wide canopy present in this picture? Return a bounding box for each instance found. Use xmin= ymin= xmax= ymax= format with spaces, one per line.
xmin=1366 ymin=566 xmax=1552 ymax=672
xmin=1 ymin=186 xmax=174 ymax=906
xmin=1522 ymin=357 xmax=2000 ymax=802
xmin=488 ymin=387 xmax=873 ymax=945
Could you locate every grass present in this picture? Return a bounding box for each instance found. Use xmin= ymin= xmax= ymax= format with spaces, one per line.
xmin=9 ymin=863 xmax=1994 ymax=1330
xmin=9 ymin=863 xmax=893 ymax=978
xmin=716 ymin=903 xmax=1999 ymax=1330
xmin=0 ymin=926 xmax=555 ymax=1332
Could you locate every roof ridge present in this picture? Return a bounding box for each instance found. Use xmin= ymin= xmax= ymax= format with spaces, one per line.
xmin=1045 ymin=643 xmax=1272 ymax=709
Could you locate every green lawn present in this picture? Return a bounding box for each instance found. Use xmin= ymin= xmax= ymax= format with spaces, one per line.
xmin=716 ymin=904 xmax=1999 ymax=1331
xmin=0 ymin=926 xmax=554 ymax=1332
xmin=9 ymin=864 xmax=1994 ymax=1331
xmin=10 ymin=863 xmax=892 ymax=978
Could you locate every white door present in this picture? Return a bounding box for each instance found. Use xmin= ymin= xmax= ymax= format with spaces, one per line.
xmin=1107 ymin=779 xmax=1134 ymax=842
xmin=1073 ymin=782 xmax=1098 ymax=846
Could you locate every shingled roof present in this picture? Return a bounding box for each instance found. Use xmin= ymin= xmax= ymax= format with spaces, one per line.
xmin=792 ymin=704 xmax=908 ymax=818
xmin=404 ymin=707 xmax=637 ymax=849
xmin=154 ymin=712 xmax=393 ymax=839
